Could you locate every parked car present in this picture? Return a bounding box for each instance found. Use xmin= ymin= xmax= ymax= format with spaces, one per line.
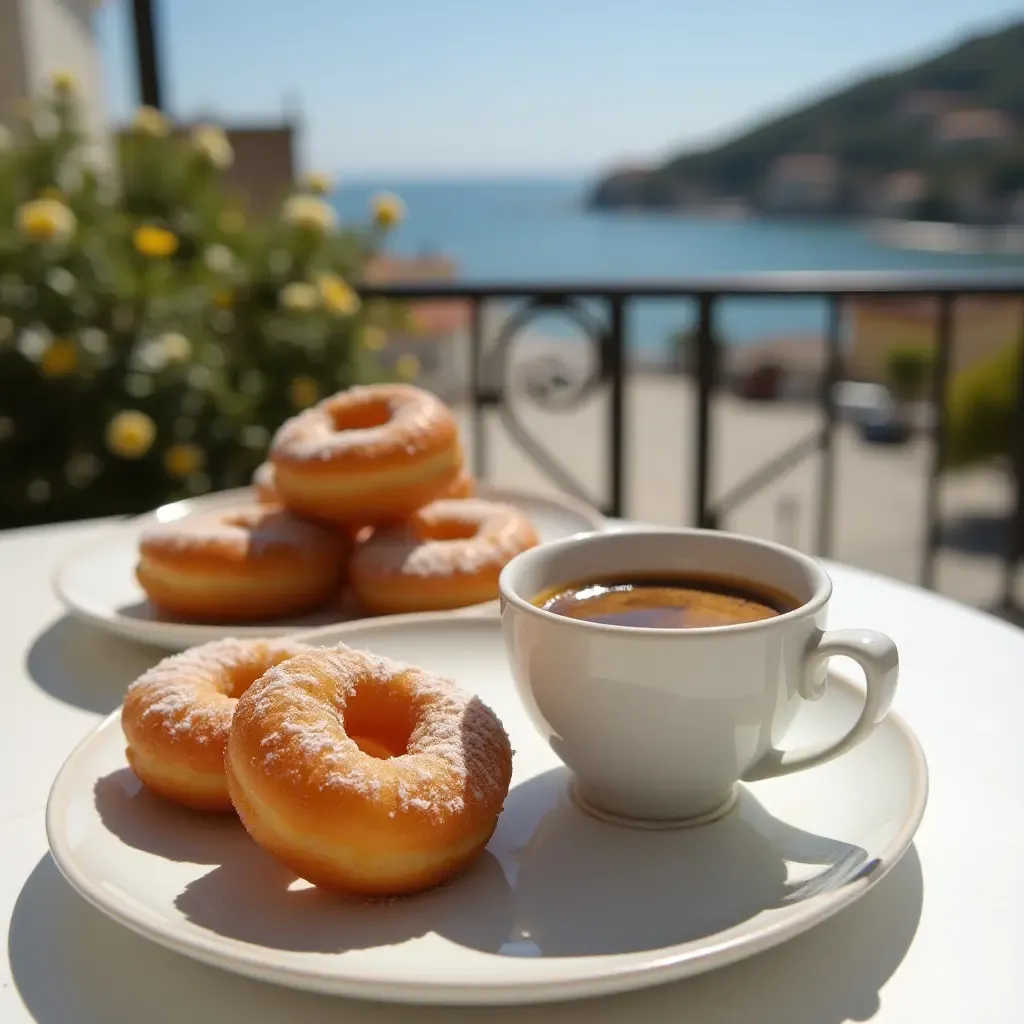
xmin=832 ymin=381 xmax=913 ymax=445
xmin=832 ymin=381 xmax=896 ymax=424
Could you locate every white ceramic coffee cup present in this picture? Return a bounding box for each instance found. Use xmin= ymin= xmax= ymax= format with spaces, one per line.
xmin=498 ymin=528 xmax=898 ymax=827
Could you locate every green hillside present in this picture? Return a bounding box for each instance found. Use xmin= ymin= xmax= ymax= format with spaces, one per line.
xmin=589 ymin=21 xmax=1024 ymax=222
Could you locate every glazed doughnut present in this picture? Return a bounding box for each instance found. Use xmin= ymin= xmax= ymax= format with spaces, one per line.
xmin=268 ymin=384 xmax=463 ymax=523
xmin=122 ymin=637 xmax=312 ymax=810
xmin=226 ymin=645 xmax=514 ymax=897
xmin=349 ymin=498 xmax=539 ymax=614
xmin=136 ymin=503 xmax=350 ymax=622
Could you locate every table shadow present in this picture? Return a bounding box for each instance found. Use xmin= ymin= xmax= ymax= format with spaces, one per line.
xmin=26 ymin=614 xmax=165 ymax=713
xmin=113 ymin=596 xmax=349 ymax=628
xmin=497 ymin=768 xmax=874 ymax=957
xmin=93 ymin=768 xmax=243 ymax=864
xmin=174 ymin=849 xmax=512 ymax=954
xmin=92 ymin=764 xmax=513 ymax=955
xmin=8 ymin=846 xmax=923 ymax=1024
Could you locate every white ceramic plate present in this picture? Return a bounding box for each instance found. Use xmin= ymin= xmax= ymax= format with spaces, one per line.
xmin=46 ymin=615 xmax=928 ymax=1006
xmin=51 ymin=484 xmax=606 ymax=651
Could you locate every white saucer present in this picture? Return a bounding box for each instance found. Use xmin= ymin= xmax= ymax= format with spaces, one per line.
xmin=51 ymin=484 xmax=605 ymax=651
xmin=46 ymin=615 xmax=928 ymax=1006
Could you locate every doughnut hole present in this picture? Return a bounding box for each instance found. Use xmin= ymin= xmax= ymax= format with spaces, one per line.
xmin=413 ymin=517 xmax=480 ymax=542
xmin=342 ymin=676 xmax=418 ymax=759
xmin=325 ymin=393 xmax=392 ymax=433
xmin=223 ymin=648 xmax=303 ymax=699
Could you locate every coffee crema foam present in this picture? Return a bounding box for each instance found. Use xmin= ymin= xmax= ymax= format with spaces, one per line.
xmin=532 ymin=573 xmax=799 ymax=629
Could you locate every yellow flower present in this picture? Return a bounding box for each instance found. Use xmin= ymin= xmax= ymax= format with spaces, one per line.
xmin=361 ymin=325 xmax=388 ymax=351
xmin=105 ymin=410 xmax=156 ymax=459
xmin=395 ymin=354 xmax=421 ymax=381
xmin=158 ymin=332 xmax=192 ymax=363
xmin=281 ymin=195 xmax=336 ymax=233
xmin=217 ymin=209 xmax=246 ymax=234
xmin=191 ymin=124 xmax=233 ymax=169
xmin=211 ymin=288 xmax=234 ymax=310
xmin=133 ymin=224 xmax=178 ymax=258
xmin=40 ymin=339 xmax=78 ymax=377
xmin=279 ymin=281 xmax=318 ymax=313
xmin=288 ymin=376 xmax=320 ymax=409
xmin=371 ymin=192 xmax=405 ymax=229
xmin=15 ymin=198 xmax=76 ymax=244
xmin=164 ymin=443 xmax=205 ymax=479
xmin=132 ymin=105 xmax=169 ymax=137
xmin=317 ymin=273 xmax=360 ymax=317
xmin=51 ymin=70 xmax=76 ymax=94
xmin=301 ymin=172 xmax=332 ymax=195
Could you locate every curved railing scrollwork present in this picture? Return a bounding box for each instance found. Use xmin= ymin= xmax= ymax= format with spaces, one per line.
xmin=487 ymin=297 xmax=614 ymax=509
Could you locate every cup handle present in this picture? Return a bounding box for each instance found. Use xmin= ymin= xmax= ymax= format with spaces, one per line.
xmin=743 ymin=629 xmax=899 ymax=783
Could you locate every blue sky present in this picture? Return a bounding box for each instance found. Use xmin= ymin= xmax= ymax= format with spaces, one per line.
xmin=96 ymin=0 xmax=1023 ymax=177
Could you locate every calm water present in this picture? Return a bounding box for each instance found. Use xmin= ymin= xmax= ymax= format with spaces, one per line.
xmin=334 ymin=178 xmax=1024 ymax=356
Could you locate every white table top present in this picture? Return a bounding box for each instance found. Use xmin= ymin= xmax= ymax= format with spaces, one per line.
xmin=2 ymin=515 xmax=1022 ymax=1023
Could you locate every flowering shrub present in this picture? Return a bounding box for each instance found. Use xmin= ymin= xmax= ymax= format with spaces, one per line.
xmin=0 ymin=76 xmax=409 ymax=528
xmin=945 ymin=337 xmax=1022 ymax=470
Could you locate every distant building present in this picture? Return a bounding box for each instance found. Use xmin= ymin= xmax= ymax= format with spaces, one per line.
xmin=362 ymin=254 xmax=471 ymax=399
xmin=871 ymin=170 xmax=927 ymax=218
xmin=177 ymin=122 xmax=297 ymax=217
xmin=898 ymin=90 xmax=960 ymax=123
xmin=115 ymin=120 xmax=298 ymax=217
xmin=0 ymin=0 xmax=111 ymax=167
xmin=933 ymin=108 xmax=1014 ymax=148
xmin=762 ymin=154 xmax=839 ymax=214
xmin=847 ymin=297 xmax=1023 ymax=382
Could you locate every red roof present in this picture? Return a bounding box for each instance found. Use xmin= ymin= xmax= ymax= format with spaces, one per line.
xmin=363 ymin=254 xmax=469 ymax=338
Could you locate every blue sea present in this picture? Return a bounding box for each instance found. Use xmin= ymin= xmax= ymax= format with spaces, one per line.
xmin=334 ymin=178 xmax=1024 ymax=357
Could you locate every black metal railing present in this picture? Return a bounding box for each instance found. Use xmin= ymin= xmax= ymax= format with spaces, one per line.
xmin=358 ymin=271 xmax=1024 ymax=610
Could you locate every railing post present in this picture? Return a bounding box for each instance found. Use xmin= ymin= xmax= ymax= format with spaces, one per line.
xmin=817 ymin=297 xmax=842 ymax=557
xmin=468 ymin=298 xmax=488 ymax=480
xmin=607 ymin=297 xmax=626 ymax=519
xmin=694 ymin=295 xmax=716 ymax=529
xmin=922 ymin=294 xmax=955 ymax=590
xmin=999 ymin=303 xmax=1024 ymax=614
xmin=131 ymin=0 xmax=164 ymax=109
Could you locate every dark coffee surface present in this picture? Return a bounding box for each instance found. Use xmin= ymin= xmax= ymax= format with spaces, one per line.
xmin=533 ymin=573 xmax=797 ymax=629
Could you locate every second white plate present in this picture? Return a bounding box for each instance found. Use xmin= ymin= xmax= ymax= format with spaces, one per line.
xmin=46 ymin=615 xmax=928 ymax=1006
xmin=51 ymin=483 xmax=606 ymax=650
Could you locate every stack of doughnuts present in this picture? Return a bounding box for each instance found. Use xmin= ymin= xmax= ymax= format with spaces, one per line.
xmin=135 ymin=383 xmax=539 ymax=623
xmin=121 ymin=636 xmax=514 ymax=898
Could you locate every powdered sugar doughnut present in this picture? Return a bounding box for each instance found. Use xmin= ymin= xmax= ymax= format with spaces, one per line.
xmin=136 ymin=503 xmax=350 ymax=622
xmin=254 ymin=460 xmax=474 ymax=508
xmin=226 ymin=644 xmax=514 ymax=897
xmin=122 ymin=637 xmax=313 ymax=810
xmin=268 ymin=384 xmax=463 ymax=523
xmin=438 ymin=466 xmax=475 ymax=500
xmin=349 ymin=498 xmax=539 ymax=614
xmin=252 ymin=461 xmax=278 ymax=503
